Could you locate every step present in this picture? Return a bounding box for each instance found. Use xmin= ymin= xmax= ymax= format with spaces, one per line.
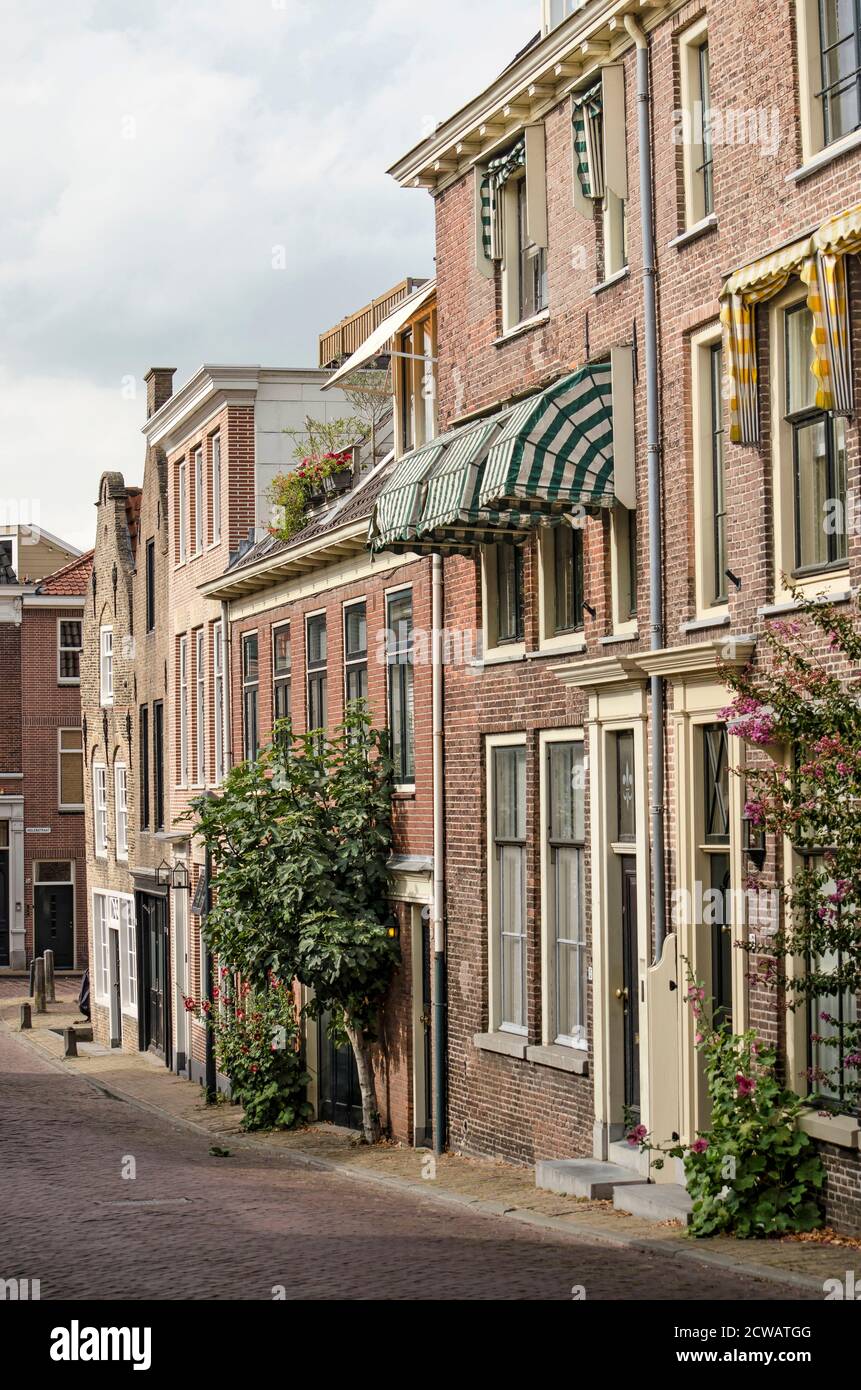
xmin=613 ymin=1181 xmax=693 ymax=1225
xmin=608 ymin=1138 xmax=651 ymax=1177
xmin=535 ymin=1159 xmax=649 ymax=1200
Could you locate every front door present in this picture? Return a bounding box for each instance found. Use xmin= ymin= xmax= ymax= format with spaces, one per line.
xmin=109 ymin=928 xmax=122 ymax=1048
xmin=34 ymin=880 xmax=74 ymax=968
xmin=710 ymin=853 xmax=733 ymax=1030
xmin=140 ymin=895 xmax=167 ymax=1056
xmin=421 ymin=916 xmax=433 ymax=1146
xmin=621 ymin=856 xmax=640 ymax=1120
xmin=0 ymin=837 xmax=9 ymax=968
xmin=319 ymin=1011 xmax=362 ymax=1130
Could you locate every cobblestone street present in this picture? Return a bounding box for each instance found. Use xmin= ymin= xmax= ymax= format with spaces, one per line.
xmin=0 ymin=1027 xmax=808 ymax=1302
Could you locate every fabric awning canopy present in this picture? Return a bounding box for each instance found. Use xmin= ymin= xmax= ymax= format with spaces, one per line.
xmin=369 ymin=362 xmax=617 ymax=555
xmin=323 ymin=280 xmax=436 ymax=391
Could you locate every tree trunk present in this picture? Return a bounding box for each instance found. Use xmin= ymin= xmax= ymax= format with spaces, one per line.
xmin=344 ymin=1015 xmax=381 ymax=1144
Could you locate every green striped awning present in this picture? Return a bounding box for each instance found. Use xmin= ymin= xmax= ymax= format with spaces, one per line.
xmin=479 ymin=362 xmax=614 ymax=513
xmin=480 ymin=138 xmax=526 ymax=262
xmin=572 ymin=83 xmax=604 ymax=201
xmin=369 ymin=363 xmax=617 ymax=556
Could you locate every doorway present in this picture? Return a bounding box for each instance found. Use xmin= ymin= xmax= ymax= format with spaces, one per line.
xmin=621 ymin=856 xmax=640 ymax=1120
xmin=410 ymin=905 xmax=433 ymax=1147
xmin=172 ymin=876 xmax=189 ymax=1075
xmin=108 ymin=923 xmax=122 ymax=1048
xmin=0 ymin=823 xmax=9 ymax=967
xmin=318 ymin=1012 xmax=362 ymax=1130
xmin=33 ymin=862 xmax=74 ymax=968
xmin=139 ymin=893 xmax=168 ymax=1058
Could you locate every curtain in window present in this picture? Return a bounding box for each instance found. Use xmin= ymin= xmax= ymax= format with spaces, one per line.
xmin=571 ymin=83 xmax=604 ymax=201
xmin=480 ymin=137 xmax=526 ymax=261
xmin=719 ymin=199 xmax=861 ymax=444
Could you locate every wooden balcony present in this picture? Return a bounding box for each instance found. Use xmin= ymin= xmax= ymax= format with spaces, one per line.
xmin=319 ymin=278 xmax=427 ymax=369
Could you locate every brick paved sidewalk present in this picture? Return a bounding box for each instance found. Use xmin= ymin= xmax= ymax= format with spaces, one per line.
xmin=3 ymin=989 xmax=854 ymax=1297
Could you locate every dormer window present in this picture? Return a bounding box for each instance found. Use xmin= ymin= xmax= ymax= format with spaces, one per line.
xmin=545 ymin=0 xmax=580 ymax=32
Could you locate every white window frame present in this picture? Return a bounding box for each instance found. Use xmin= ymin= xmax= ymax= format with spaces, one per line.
xmin=486 ymin=732 xmax=528 ymax=1036
xmin=0 ymin=533 xmax=19 ymax=578
xmin=213 ymin=621 xmax=224 ymax=784
xmin=58 ymin=728 xmax=84 ymax=812
xmin=480 ymin=545 xmax=526 ymax=662
xmin=769 ymin=283 xmax=850 ymax=603
xmin=93 ymin=763 xmax=108 ymax=858
xmin=99 ymin=626 xmax=113 ymax=706
xmin=796 ymin=0 xmax=861 ymax=164
xmin=601 ymin=66 xmax=628 ymax=278
xmin=543 ymin=0 xmax=581 ymax=33
xmin=193 ymin=446 xmax=204 ymax=555
xmin=194 ymin=627 xmax=206 ymax=786
xmin=92 ymin=890 xmax=137 ymax=1017
xmin=536 ymin=521 xmax=588 ymax=653
xmin=114 ymin=762 xmax=128 ymax=861
xmin=678 ymin=18 xmax=714 ymax=231
xmin=499 ymin=127 xmax=548 ymax=334
xmin=92 ymin=892 xmax=110 ymax=1004
xmin=177 ymin=459 xmax=188 ymax=565
xmin=121 ymin=896 xmax=137 ymax=1014
xmin=179 ymin=634 xmax=189 ymax=787
xmin=385 ymin=587 xmax=415 ymax=789
xmin=691 ymin=322 xmax=730 ymax=619
xmin=539 ymin=729 xmax=588 ymax=1050
xmin=57 ymin=616 xmax=83 ymax=685
xmin=211 ymin=433 xmax=222 ymax=546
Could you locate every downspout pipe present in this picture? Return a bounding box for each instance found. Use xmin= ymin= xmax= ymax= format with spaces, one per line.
xmin=221 ymin=600 xmax=232 ymax=776
xmin=431 ymin=552 xmax=447 ymax=1155
xmin=625 ymin=14 xmax=667 ymax=961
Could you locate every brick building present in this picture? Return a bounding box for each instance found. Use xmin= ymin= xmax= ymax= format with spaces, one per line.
xmin=0 ymin=546 xmax=91 ymax=972
xmin=370 ymin=0 xmax=861 ymax=1227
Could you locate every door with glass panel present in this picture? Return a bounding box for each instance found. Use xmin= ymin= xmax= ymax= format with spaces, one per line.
xmin=547 ymin=742 xmax=587 ymax=1048
xmin=493 ymin=745 xmax=527 ymax=1033
xmin=614 ymin=731 xmax=639 ymax=1118
xmin=703 ymin=724 xmax=733 ymax=1029
xmin=0 ymin=822 xmax=9 ymax=967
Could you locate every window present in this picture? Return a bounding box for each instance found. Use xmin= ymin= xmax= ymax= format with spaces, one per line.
xmin=213 ymin=624 xmax=225 ymax=784
xmin=546 ymin=0 xmax=579 ymax=30
xmin=306 ymin=615 xmax=327 ymax=737
xmin=272 ymin=623 xmax=292 ymax=723
xmin=386 ymin=593 xmax=414 ymax=785
xmin=546 ymin=741 xmax=587 ymax=1047
xmin=58 ymin=619 xmax=82 ymax=683
xmin=497 ymin=543 xmax=524 ymax=644
xmin=242 ymin=633 xmax=259 ymax=762
xmin=93 ymin=894 xmax=109 ymax=1003
xmin=115 ymin=763 xmax=128 ymax=861
xmin=344 ymin=603 xmax=368 ymax=704
xmin=691 ymin=327 xmax=729 ymax=613
xmin=139 ymin=706 xmax=150 ymax=830
xmin=804 ymin=856 xmax=857 ymax=1107
xmin=122 ymin=898 xmax=137 ymax=1012
xmin=145 ymin=538 xmax=155 ymax=632
xmin=708 ymin=344 xmax=728 ymax=603
xmin=194 ymin=628 xmax=206 ymax=786
xmin=516 ymin=176 xmax=548 ymax=323
xmin=615 ymin=731 xmax=636 ymax=842
xmin=193 ymin=447 xmax=204 ymax=555
xmin=93 ymin=763 xmax=108 ymax=857
xmin=177 ymin=460 xmax=187 ymax=564
xmin=58 ymin=729 xmax=84 ymax=810
xmin=99 ymin=626 xmax=113 ymax=706
xmin=571 ymin=68 xmax=628 ymax=278
xmin=492 ymin=744 xmax=527 ymax=1032
xmin=553 ymin=524 xmax=584 ymax=634
xmin=395 ymin=308 xmax=438 ymax=458
xmin=93 ymin=892 xmax=136 ymax=1015
xmin=153 ymin=701 xmax=165 ymax=831
xmin=679 ymin=22 xmax=714 ymax=226
xmin=785 ymin=303 xmax=848 ymax=572
xmin=0 ymin=535 xmax=18 ymax=577
xmin=477 ymin=127 xmax=548 ymax=332
xmin=211 ymin=434 xmax=222 ymax=545
xmin=818 ymin=0 xmax=861 ymax=145
xmin=703 ymin=724 xmax=732 ymax=1026
xmin=178 ymin=635 xmax=189 ymax=786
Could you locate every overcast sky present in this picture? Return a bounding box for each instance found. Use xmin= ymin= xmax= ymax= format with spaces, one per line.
xmin=0 ymin=0 xmax=534 ymax=552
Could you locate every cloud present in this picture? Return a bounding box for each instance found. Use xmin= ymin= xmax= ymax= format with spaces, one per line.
xmin=0 ymin=0 xmax=532 ymax=548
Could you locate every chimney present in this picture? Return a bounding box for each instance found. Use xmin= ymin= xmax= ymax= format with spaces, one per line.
xmin=144 ymin=367 xmax=176 ymax=419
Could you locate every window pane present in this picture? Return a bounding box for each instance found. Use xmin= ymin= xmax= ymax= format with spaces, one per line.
xmin=307 ymin=615 xmax=327 ymax=666
xmin=273 ymin=626 xmax=291 ymax=675
xmin=704 ymin=724 xmax=730 ymax=843
xmin=555 ymin=845 xmax=586 ymax=1043
xmin=819 ymin=0 xmax=861 ymax=141
xmin=345 ymin=604 xmax=367 ymax=658
xmin=554 ymin=525 xmax=584 ymax=632
xmin=61 ymin=750 xmax=84 ymax=806
xmin=35 ymin=861 xmax=71 ymax=883
xmin=494 ymin=746 xmax=526 ymax=841
xmin=795 ymin=418 xmax=830 ymax=569
xmin=242 ymin=634 xmax=259 ymax=681
xmin=497 ymin=544 xmax=523 ymax=642
xmin=786 ymin=306 xmax=817 ymax=414
xmin=499 ymin=843 xmax=526 ymax=1029
xmin=549 ymin=742 xmax=585 ymax=842
xmin=616 ymin=731 xmax=636 ymax=841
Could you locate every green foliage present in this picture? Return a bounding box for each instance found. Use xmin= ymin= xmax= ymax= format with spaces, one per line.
xmin=269 ymin=449 xmax=355 ymax=542
xmin=720 ymin=587 xmax=861 ymax=1107
xmin=189 ymin=978 xmax=312 ymax=1132
xmin=633 ymin=987 xmax=825 ymax=1238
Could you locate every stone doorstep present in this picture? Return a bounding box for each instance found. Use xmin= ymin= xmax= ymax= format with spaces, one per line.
xmin=536 ymin=1158 xmax=648 ymax=1200
xmin=614 ymin=1182 xmax=693 ymax=1226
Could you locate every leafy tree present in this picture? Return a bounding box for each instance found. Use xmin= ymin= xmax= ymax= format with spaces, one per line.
xmin=191 ymin=704 xmax=398 ymax=1142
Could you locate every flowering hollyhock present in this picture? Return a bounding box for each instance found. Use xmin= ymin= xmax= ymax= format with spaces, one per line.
xmin=691 ymin=1139 xmax=709 ymax=1154
xmin=184 ymin=996 xmax=195 ymax=1012
xmin=735 ymin=1073 xmax=756 ymax=1098
xmin=627 ymin=1123 xmax=648 ymax=1147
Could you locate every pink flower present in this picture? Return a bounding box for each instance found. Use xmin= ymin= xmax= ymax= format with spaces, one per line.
xmin=735 ymin=1073 xmax=756 ymax=1098
xmin=627 ymin=1124 xmax=648 ymax=1147
xmin=695 ymin=1033 xmax=704 ymax=1044
xmin=690 ymin=1138 xmax=709 ymax=1154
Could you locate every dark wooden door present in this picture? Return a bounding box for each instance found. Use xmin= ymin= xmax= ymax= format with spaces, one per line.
xmin=421 ymin=919 xmax=433 ymax=1146
xmin=710 ymin=853 xmax=733 ymax=1029
xmin=621 ymin=856 xmax=640 ymax=1119
xmin=0 ymin=851 xmax=9 ymax=967
xmin=110 ymin=930 xmax=122 ymax=1047
xmin=34 ymin=884 xmax=74 ymax=968
xmin=141 ymin=896 xmax=166 ymax=1055
xmin=319 ymin=1012 xmax=362 ymax=1130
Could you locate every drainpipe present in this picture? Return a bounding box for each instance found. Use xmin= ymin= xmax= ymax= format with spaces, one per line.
xmin=625 ymin=13 xmax=666 ymax=960
xmin=221 ymin=600 xmax=232 ymax=776
xmin=431 ymin=552 xmax=447 ymax=1155
xmin=202 ymin=816 xmax=217 ymax=1103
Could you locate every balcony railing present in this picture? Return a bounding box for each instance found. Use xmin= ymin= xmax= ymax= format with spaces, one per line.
xmin=318 ymin=277 xmax=426 ymax=369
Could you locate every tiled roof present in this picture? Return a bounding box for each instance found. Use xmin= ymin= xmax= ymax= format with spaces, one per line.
xmin=37 ymin=550 xmax=95 ymax=596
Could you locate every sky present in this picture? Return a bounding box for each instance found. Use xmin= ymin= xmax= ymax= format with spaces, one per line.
xmin=0 ymin=0 xmax=535 ymax=553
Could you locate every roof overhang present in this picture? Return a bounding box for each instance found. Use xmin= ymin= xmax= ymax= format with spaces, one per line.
xmin=388 ymin=0 xmax=670 ymax=195
xmin=199 ymin=519 xmax=372 ymax=602
xmin=323 ymin=281 xmax=437 ymax=391
xmin=143 ymin=365 xmax=339 ymax=453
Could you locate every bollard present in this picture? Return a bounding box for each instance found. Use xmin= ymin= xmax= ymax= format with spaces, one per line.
xmin=63 ymin=1028 xmax=78 ymax=1058
xmin=44 ymin=949 xmax=56 ymax=1004
xmin=29 ymin=959 xmax=36 ymax=996
xmin=19 ymin=1003 xmax=31 ymax=1030
xmin=33 ymin=957 xmax=46 ymax=1014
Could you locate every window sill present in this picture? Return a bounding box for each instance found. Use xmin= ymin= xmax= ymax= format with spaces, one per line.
xmin=58 ymin=679 xmax=81 ymax=687
xmin=473 ymin=1030 xmax=528 ymax=1060
xmin=786 ymin=128 xmax=861 ymax=184
xmin=799 ymin=1108 xmax=861 ymax=1150
xmin=58 ymin=807 xmax=84 ymax=815
xmin=758 ymin=587 xmax=852 ymax=618
xmin=591 ymin=266 xmax=629 ymax=296
xmin=393 ymin=786 xmax=416 ymax=800
xmin=668 ymin=214 xmax=718 ymax=250
xmin=471 ymin=646 xmax=527 ymax=668
xmin=600 ymin=629 xmax=639 ymax=646
xmin=526 ymin=639 xmax=586 ymax=659
xmin=526 ymin=1043 xmax=589 ymax=1075
xmin=493 ymin=309 xmax=550 ymax=346
xmin=680 ymin=612 xmax=730 ymax=633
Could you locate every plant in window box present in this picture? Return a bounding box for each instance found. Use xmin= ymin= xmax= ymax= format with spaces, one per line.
xmin=268 ymin=450 xmax=355 ymax=541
